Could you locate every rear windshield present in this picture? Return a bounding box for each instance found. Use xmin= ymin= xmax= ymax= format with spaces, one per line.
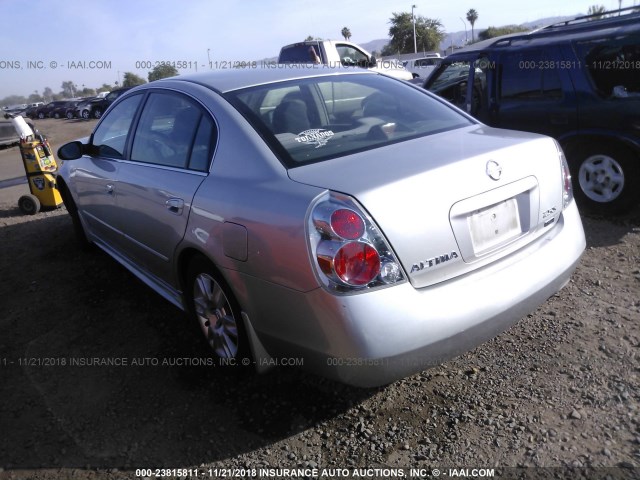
xmin=279 ymin=44 xmax=325 ymax=64
xmin=225 ymin=73 xmax=472 ymax=167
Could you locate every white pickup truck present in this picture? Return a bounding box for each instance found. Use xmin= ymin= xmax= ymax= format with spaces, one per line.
xmin=278 ymin=40 xmax=413 ymax=81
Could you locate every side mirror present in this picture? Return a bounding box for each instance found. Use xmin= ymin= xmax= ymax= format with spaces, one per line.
xmin=57 ymin=141 xmax=84 ymax=160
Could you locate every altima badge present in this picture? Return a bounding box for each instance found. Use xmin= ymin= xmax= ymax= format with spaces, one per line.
xmin=486 ymin=160 xmax=502 ymax=181
xmin=411 ymin=251 xmax=460 ymax=273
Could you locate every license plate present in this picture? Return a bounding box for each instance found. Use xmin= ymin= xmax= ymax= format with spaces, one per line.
xmin=468 ymin=198 xmax=521 ymax=254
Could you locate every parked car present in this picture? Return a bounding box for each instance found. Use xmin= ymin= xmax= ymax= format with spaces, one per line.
xmin=87 ymin=87 xmax=132 ymax=118
xmin=24 ymin=105 xmax=40 ymax=118
xmin=51 ymin=100 xmax=82 ymax=119
xmin=74 ymin=97 xmax=98 ymax=119
xmin=3 ymin=104 xmax=27 ymax=116
xmin=32 ymin=101 xmax=69 ymax=119
xmin=56 ymin=66 xmax=585 ymax=387
xmin=21 ymin=102 xmax=44 ymax=117
xmin=0 ymin=117 xmax=20 ymax=147
xmin=424 ymin=7 xmax=640 ymax=214
xmin=0 ymin=115 xmax=36 ymax=147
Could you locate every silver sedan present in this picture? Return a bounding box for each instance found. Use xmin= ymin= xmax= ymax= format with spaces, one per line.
xmin=56 ymin=66 xmax=585 ymax=387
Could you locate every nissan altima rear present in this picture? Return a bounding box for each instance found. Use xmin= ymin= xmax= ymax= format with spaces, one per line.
xmin=57 ymin=68 xmax=585 ymax=387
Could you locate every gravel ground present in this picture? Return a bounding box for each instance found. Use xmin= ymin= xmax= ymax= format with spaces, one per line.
xmin=0 ymin=120 xmax=638 ymax=480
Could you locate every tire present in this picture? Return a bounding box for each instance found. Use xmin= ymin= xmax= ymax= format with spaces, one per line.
xmin=185 ymin=256 xmax=251 ymax=364
xmin=93 ymin=108 xmax=102 ymax=119
xmin=53 ymin=112 xmax=60 ymax=119
xmin=18 ymin=194 xmax=41 ymax=215
xmin=567 ymin=142 xmax=640 ymax=214
xmin=81 ymin=110 xmax=89 ymax=119
xmin=66 ymin=111 xmax=73 ymax=119
xmin=37 ymin=112 xmax=45 ymax=119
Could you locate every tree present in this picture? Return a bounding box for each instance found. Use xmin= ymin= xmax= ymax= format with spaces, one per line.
xmin=42 ymin=87 xmax=54 ymax=103
xmin=61 ymin=80 xmax=77 ymax=98
xmin=148 ymin=64 xmax=179 ymax=82
xmin=97 ymin=84 xmax=113 ymax=94
xmin=79 ymin=87 xmax=96 ymax=96
xmin=341 ymin=27 xmax=352 ymax=41
xmin=466 ymin=8 xmax=479 ymax=43
xmin=122 ymin=72 xmax=146 ymax=87
xmin=305 ymin=35 xmax=322 ymax=41
xmin=382 ymin=12 xmax=445 ymax=55
xmin=478 ymin=25 xmax=529 ymax=41
xmin=587 ymin=5 xmax=606 ymax=18
xmin=1 ymin=94 xmax=28 ymax=107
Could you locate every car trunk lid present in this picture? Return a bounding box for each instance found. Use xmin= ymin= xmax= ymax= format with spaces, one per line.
xmin=289 ymin=125 xmax=565 ymax=288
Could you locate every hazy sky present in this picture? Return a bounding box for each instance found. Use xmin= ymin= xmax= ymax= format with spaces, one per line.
xmin=0 ymin=0 xmax=631 ymax=99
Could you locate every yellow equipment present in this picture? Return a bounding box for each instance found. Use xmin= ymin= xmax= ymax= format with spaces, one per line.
xmin=18 ymin=138 xmax=63 ymax=214
xmin=7 ymin=115 xmax=63 ymax=215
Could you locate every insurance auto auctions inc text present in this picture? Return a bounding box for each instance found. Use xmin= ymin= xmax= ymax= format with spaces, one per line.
xmin=194 ymin=467 xmax=496 ymax=478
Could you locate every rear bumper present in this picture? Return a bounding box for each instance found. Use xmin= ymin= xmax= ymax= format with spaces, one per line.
xmin=247 ymin=201 xmax=585 ymax=387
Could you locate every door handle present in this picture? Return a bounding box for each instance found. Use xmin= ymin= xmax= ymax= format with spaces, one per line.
xmin=106 ymin=184 xmax=114 ymax=195
xmin=165 ymin=198 xmax=184 ymax=215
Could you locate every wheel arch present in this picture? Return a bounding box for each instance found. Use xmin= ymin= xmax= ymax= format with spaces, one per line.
xmin=560 ymin=133 xmax=640 ymax=213
xmin=55 ymin=177 xmax=72 ymax=207
xmin=175 ymin=246 xmax=273 ymax=367
xmin=560 ymin=132 xmax=640 ymax=160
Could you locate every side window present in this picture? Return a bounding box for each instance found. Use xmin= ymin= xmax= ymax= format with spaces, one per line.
xmin=131 ymin=92 xmax=209 ymax=169
xmin=427 ymin=61 xmax=473 ymax=110
xmin=336 ymin=45 xmax=369 ymax=66
xmin=500 ymin=51 xmax=562 ymax=101
xmin=92 ymin=94 xmax=142 ymax=158
xmin=189 ymin=115 xmax=215 ymax=172
xmin=580 ymin=38 xmax=640 ymax=97
xmin=318 ymin=80 xmax=376 ymax=121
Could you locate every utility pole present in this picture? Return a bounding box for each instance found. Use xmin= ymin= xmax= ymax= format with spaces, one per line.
xmin=412 ymin=5 xmax=417 ymax=54
xmin=459 ymin=17 xmax=468 ymax=44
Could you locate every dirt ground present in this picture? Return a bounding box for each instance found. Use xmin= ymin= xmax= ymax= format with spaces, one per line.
xmin=0 ymin=119 xmax=638 ymax=480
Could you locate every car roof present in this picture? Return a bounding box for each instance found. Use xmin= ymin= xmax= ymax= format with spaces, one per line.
xmin=154 ymin=65 xmax=377 ymax=93
xmin=450 ymin=8 xmax=640 ymax=55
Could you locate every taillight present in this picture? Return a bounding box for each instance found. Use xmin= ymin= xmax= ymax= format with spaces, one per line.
xmin=331 ymin=209 xmax=365 ymax=240
xmin=556 ymin=141 xmax=573 ymax=209
xmin=308 ymin=192 xmax=405 ymax=294
xmin=334 ymin=242 xmax=380 ymax=285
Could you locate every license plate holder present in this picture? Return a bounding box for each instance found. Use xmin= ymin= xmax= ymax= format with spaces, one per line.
xmin=468 ymin=198 xmax=521 ymax=254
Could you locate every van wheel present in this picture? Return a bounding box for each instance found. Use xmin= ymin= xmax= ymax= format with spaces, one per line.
xmin=569 ymin=143 xmax=640 ymax=214
xmin=186 ymin=257 xmax=251 ymax=365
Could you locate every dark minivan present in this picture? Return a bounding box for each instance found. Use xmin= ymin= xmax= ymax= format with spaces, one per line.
xmin=424 ymin=7 xmax=640 ymax=213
